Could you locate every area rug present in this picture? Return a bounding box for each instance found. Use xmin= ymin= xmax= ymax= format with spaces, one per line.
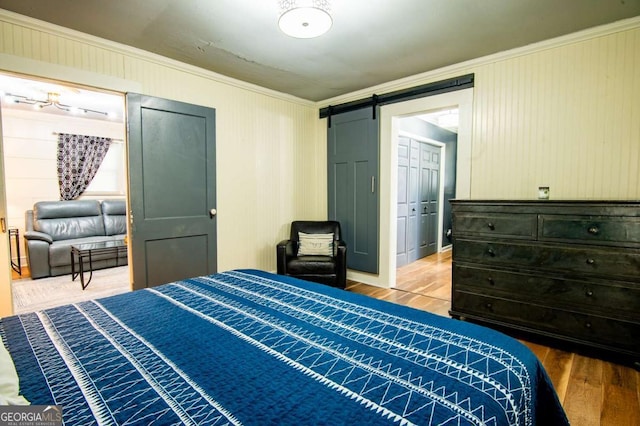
xmin=11 ymin=266 xmax=130 ymax=315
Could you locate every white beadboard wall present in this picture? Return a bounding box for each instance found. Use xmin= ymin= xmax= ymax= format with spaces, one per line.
xmin=470 ymin=25 xmax=640 ymax=199
xmin=0 ymin=10 xmax=326 ymax=277
xmin=1 ymin=109 xmax=126 ymax=265
xmin=321 ymin=18 xmax=640 ymax=201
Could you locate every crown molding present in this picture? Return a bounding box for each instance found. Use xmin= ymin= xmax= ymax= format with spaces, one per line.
xmin=0 ymin=8 xmax=316 ymax=108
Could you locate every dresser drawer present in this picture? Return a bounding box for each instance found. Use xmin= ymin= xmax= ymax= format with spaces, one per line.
xmin=453 ymin=212 xmax=537 ymax=239
xmin=453 ymin=264 xmax=640 ymax=318
xmin=452 ymin=291 xmax=640 ymax=355
xmin=454 ymin=239 xmax=640 ymax=279
xmin=540 ymin=214 xmax=640 ymax=246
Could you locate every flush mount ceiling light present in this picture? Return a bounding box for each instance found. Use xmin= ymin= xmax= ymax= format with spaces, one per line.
xmin=4 ymin=91 xmax=109 ymax=117
xmin=279 ymin=0 xmax=332 ymax=39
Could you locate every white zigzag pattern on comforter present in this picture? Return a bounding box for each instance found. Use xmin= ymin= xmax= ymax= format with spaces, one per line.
xmin=149 ymin=270 xmax=535 ymax=426
xmin=21 ymin=303 xmax=240 ymax=426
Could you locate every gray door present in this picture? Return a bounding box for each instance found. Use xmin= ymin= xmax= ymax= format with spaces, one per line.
xmin=396 ymin=137 xmax=419 ymax=267
xmin=418 ymin=142 xmax=440 ymax=258
xmin=396 ymin=138 xmax=440 ymax=265
xmin=327 ymin=108 xmax=379 ymax=274
xmin=396 ymin=137 xmax=409 ymax=267
xmin=127 ymin=93 xmax=217 ymax=289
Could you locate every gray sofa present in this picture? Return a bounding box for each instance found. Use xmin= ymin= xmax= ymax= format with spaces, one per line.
xmin=25 ymin=199 xmax=128 ymax=279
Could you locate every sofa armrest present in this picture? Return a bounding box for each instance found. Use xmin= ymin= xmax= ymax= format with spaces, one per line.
xmin=23 ymin=238 xmax=52 ymax=279
xmin=24 ymin=230 xmax=53 ymax=244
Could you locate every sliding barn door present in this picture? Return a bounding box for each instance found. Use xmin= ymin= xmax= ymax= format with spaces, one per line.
xmin=127 ymin=93 xmax=217 ymax=289
xmin=327 ymin=108 xmax=379 ymax=274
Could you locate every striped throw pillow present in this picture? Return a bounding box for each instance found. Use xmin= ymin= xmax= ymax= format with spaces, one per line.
xmin=298 ymin=232 xmax=334 ymax=256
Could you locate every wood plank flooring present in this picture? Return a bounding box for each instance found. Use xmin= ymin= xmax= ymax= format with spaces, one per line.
xmin=11 ymin=266 xmax=30 ymax=280
xmin=346 ymin=250 xmax=640 ymax=426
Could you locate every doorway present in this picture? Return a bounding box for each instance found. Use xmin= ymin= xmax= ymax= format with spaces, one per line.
xmin=0 ymin=72 xmax=219 ymax=314
xmin=373 ymin=88 xmax=473 ymax=290
xmin=0 ymin=72 xmax=127 ymax=311
xmin=395 ymin=108 xmax=458 ymax=270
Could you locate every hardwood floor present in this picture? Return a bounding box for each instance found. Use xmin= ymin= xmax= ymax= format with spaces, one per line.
xmin=346 ymin=250 xmax=640 ymax=426
xmin=11 ymin=266 xmax=30 ymax=280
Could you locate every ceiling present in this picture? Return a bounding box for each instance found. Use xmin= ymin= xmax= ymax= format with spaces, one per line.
xmin=0 ymin=1 xmax=639 ymax=102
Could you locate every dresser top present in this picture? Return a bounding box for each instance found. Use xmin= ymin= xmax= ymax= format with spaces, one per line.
xmin=450 ymin=199 xmax=640 ymax=205
xmin=450 ymin=199 xmax=640 ymax=216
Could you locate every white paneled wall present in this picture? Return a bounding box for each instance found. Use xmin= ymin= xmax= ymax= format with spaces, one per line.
xmin=471 ymin=26 xmax=640 ymax=199
xmin=0 ymin=10 xmax=324 ymax=275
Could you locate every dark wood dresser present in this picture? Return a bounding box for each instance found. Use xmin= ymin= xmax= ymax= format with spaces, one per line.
xmin=450 ymin=200 xmax=640 ymax=365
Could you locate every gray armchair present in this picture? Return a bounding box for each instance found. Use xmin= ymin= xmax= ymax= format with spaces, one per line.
xmin=276 ymin=221 xmax=347 ymax=289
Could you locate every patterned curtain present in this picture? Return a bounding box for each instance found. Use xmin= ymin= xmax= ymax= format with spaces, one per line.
xmin=56 ymin=133 xmax=112 ymax=200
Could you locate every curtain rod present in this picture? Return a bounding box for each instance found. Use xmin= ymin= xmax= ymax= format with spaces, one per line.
xmin=52 ymin=132 xmax=124 ymax=142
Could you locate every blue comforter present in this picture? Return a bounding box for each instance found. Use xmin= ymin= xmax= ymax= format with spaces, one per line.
xmin=1 ymin=270 xmax=568 ymax=425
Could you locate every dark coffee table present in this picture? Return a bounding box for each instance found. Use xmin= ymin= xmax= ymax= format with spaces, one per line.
xmin=70 ymin=240 xmax=127 ymax=290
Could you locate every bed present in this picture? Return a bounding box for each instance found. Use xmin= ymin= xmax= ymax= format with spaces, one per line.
xmin=0 ymin=269 xmax=568 ymax=425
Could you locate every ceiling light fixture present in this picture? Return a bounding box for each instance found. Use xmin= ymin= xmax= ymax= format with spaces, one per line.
xmin=279 ymin=0 xmax=332 ymax=39
xmin=4 ymin=92 xmax=108 ymax=116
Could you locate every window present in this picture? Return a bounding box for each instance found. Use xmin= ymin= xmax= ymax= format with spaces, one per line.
xmin=84 ymin=141 xmax=126 ymax=195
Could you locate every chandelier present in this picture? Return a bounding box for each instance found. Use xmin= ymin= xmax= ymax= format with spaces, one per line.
xmin=279 ymin=0 xmax=332 ymax=39
xmin=4 ymin=92 xmax=109 ymax=117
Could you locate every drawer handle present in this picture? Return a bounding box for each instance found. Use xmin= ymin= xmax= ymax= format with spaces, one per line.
xmin=487 ymin=277 xmax=495 ymax=285
xmin=585 ymin=322 xmax=592 ymax=329
xmin=487 ymin=222 xmax=495 ymax=230
xmin=487 ymin=248 xmax=496 ymax=257
xmin=586 ymin=258 xmax=596 ymax=265
xmin=485 ymin=302 xmax=493 ymax=310
xmin=587 ymin=226 xmax=599 ymax=235
xmin=585 ymin=289 xmax=594 ymax=297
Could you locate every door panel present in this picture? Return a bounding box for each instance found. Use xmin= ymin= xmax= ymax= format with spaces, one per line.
xmin=328 ymin=108 xmax=379 ymax=274
xmin=418 ymin=143 xmax=440 ymax=258
xmin=145 ymin=235 xmax=208 ymax=285
xmin=409 ymin=140 xmax=420 ymax=262
xmin=127 ymin=93 xmax=217 ymax=289
xmin=141 ymin=108 xmax=208 ymax=219
xmin=396 ymin=137 xmax=410 ymax=267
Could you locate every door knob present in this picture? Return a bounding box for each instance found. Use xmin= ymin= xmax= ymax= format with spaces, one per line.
xmin=209 ymin=209 xmax=217 ymax=218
